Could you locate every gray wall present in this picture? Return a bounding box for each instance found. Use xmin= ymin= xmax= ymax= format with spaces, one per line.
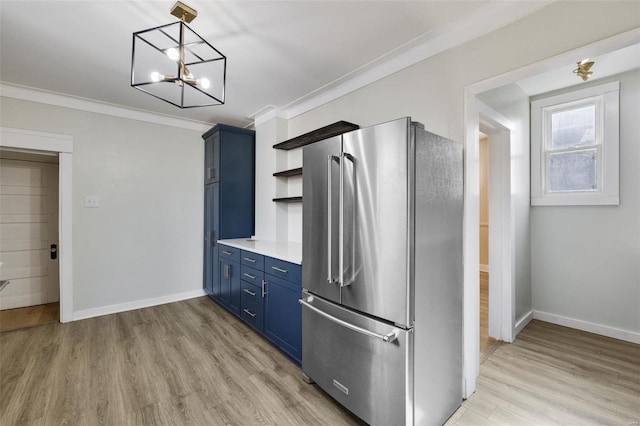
xmin=0 ymin=97 xmax=205 ymax=315
xmin=530 ymin=69 xmax=640 ymax=334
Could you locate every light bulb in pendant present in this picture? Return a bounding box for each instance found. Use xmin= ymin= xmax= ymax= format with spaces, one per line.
xmin=166 ymin=48 xmax=180 ymax=61
xmin=199 ymin=77 xmax=210 ymax=89
xmin=151 ymin=71 xmax=162 ymax=82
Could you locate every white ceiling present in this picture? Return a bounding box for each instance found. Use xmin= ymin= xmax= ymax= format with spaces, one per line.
xmin=0 ymin=0 xmax=545 ymax=128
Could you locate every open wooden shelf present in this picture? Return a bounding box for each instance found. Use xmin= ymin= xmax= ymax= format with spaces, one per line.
xmin=273 ymin=196 xmax=302 ymax=203
xmin=272 ymin=121 xmax=359 ymax=150
xmin=273 ymin=167 xmax=303 ymax=178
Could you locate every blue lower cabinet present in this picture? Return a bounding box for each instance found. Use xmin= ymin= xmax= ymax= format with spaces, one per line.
xmin=216 ymin=246 xmax=302 ymax=364
xmin=264 ymin=273 xmax=302 ymax=363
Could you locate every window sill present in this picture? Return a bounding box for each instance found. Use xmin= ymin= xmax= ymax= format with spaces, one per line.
xmin=531 ymin=194 xmax=619 ymax=206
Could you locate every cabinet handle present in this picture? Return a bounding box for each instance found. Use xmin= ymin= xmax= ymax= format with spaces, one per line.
xmin=243 ymin=273 xmax=256 ymax=280
xmin=243 ymin=257 xmax=256 ymax=263
xmin=222 ymin=250 xmax=233 ymax=256
xmin=243 ymin=288 xmax=256 ymax=297
xmin=261 ymin=280 xmax=266 ymax=298
xmin=243 ymin=308 xmax=256 ymax=318
xmin=271 ymin=266 xmax=288 ymax=274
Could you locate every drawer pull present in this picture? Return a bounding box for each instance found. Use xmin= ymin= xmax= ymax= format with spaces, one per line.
xmin=243 ymin=288 xmax=256 ymax=297
xmin=243 ymin=257 xmax=257 ymax=263
xmin=243 ymin=308 xmax=256 ymax=318
xmin=271 ymin=266 xmax=288 ymax=274
xmin=243 ymin=273 xmax=257 ymax=280
xmin=222 ymin=250 xmax=233 ymax=256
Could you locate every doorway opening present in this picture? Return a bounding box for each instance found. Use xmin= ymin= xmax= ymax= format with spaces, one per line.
xmin=0 ymin=127 xmax=73 ymax=325
xmin=0 ymin=150 xmax=60 ymax=332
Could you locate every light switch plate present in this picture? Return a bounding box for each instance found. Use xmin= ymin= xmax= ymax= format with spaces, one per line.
xmin=84 ymin=195 xmax=100 ymax=208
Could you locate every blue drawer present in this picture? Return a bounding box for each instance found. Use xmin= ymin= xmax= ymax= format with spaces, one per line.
xmin=241 ymin=295 xmax=264 ymax=332
xmin=240 ymin=265 xmax=264 ymax=287
xmin=265 ymin=256 xmax=301 ymax=284
xmin=241 ymin=250 xmax=265 ymax=270
xmin=219 ymin=244 xmax=240 ymax=263
xmin=241 ymin=280 xmax=264 ymax=305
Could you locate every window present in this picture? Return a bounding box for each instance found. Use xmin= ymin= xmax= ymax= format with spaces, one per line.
xmin=531 ymin=81 xmax=619 ymax=206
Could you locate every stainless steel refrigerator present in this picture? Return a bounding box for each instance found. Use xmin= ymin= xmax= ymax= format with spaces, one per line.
xmin=300 ymin=117 xmax=463 ymax=425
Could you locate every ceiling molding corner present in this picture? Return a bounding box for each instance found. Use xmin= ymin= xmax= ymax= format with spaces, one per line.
xmin=250 ymin=105 xmax=288 ymax=126
xmin=0 ymin=83 xmax=213 ymax=133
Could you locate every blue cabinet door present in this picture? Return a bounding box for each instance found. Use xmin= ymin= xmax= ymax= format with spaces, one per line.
xmin=204 ymin=131 xmax=220 ymax=184
xmin=204 ymin=183 xmax=220 ymax=297
xmin=219 ymin=258 xmax=241 ymax=315
xmin=264 ymin=274 xmax=302 ymax=363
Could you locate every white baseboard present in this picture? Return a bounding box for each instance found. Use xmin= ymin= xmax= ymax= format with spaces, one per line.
xmin=479 ymin=264 xmax=489 ymax=273
xmin=514 ymin=311 xmax=533 ymax=337
xmin=72 ymin=289 xmax=207 ymax=321
xmin=533 ymin=310 xmax=640 ymax=344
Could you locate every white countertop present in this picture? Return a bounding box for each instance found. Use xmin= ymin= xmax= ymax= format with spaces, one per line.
xmin=218 ymin=239 xmax=302 ymax=265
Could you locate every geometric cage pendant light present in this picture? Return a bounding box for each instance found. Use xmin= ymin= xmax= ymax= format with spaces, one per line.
xmin=131 ymin=1 xmax=226 ymax=108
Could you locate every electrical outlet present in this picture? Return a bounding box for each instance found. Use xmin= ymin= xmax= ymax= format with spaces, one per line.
xmin=84 ymin=195 xmax=100 ymax=208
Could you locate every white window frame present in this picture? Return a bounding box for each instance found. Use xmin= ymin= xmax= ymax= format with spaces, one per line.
xmin=531 ymin=81 xmax=619 ymax=206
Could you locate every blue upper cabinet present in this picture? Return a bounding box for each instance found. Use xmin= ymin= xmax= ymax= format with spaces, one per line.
xmin=203 ymin=125 xmax=255 ymax=297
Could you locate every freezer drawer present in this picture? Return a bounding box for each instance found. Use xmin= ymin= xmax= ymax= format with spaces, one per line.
xmin=300 ymin=292 xmax=413 ymax=425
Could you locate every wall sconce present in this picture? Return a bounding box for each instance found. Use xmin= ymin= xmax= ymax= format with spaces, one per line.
xmin=573 ymin=59 xmax=594 ymax=81
xmin=131 ymin=1 xmax=226 ymax=108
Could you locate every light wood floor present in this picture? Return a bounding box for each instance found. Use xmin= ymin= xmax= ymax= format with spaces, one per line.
xmin=448 ymin=320 xmax=640 ymax=425
xmin=0 ymin=302 xmax=59 ymax=333
xmin=0 ymin=297 xmax=363 ymax=425
xmin=1 ymin=297 xmax=638 ymax=425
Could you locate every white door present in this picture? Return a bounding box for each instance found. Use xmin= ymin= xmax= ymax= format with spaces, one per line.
xmin=0 ymin=157 xmax=59 ymax=310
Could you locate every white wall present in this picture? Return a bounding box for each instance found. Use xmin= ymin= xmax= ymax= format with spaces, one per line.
xmin=530 ymin=69 xmax=640 ymax=337
xmin=0 ymin=97 xmax=205 ymax=316
xmin=477 ymin=84 xmax=532 ymax=324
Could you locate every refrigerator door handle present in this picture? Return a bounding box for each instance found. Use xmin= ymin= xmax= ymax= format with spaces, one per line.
xmin=328 ymin=154 xmax=339 ymax=284
xmin=339 ymin=152 xmax=354 ymax=288
xmin=299 ymin=296 xmax=398 ymax=343
xmin=339 ymin=152 xmax=344 ymax=287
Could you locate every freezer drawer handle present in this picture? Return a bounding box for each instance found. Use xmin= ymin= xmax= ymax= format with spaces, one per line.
xmin=299 ymin=297 xmax=398 ymax=343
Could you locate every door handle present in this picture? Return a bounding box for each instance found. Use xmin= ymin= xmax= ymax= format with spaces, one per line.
xmin=299 ymin=297 xmax=398 ymax=343
xmin=327 ymin=155 xmax=336 ymax=283
xmin=339 ymin=153 xmax=354 ymax=288
xmin=50 ymin=244 xmax=57 ymax=260
xmin=261 ymin=279 xmax=266 ymax=297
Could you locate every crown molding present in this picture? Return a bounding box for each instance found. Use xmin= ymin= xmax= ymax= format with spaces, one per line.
xmin=252 ymin=0 xmax=553 ymax=125
xmin=0 ymin=83 xmax=212 ymax=132
xmin=250 ymin=104 xmax=288 ymax=126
